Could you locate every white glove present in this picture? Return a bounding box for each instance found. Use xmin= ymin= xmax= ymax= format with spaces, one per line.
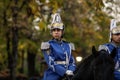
xmin=66 ymin=70 xmax=74 ymax=76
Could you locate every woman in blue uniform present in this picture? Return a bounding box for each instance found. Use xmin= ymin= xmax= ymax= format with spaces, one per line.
xmin=41 ymin=13 xmax=76 ymax=80
xmin=99 ymin=20 xmax=120 ymax=80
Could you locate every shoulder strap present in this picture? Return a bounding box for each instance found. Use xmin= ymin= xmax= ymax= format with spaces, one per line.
xmin=105 ymin=43 xmax=116 ymax=53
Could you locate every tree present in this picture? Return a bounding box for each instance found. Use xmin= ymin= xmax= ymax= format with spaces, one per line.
xmin=0 ymin=0 xmax=118 ymax=79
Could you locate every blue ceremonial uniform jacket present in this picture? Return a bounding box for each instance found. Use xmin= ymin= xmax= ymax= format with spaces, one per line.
xmin=99 ymin=42 xmax=120 ymax=80
xmin=41 ymin=39 xmax=76 ymax=80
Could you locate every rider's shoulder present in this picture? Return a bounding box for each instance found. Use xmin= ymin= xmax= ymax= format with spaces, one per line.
xmin=41 ymin=41 xmax=50 ymax=50
xmin=69 ymin=42 xmax=75 ymax=51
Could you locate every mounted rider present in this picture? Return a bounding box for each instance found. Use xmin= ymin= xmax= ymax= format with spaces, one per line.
xmin=41 ymin=13 xmax=76 ymax=80
xmin=98 ymin=19 xmax=120 ymax=80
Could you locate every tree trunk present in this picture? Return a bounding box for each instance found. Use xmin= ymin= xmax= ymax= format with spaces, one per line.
xmin=10 ymin=0 xmax=19 ymax=79
xmin=6 ymin=30 xmax=12 ymax=70
xmin=27 ymin=51 xmax=36 ymax=77
xmin=10 ymin=27 xmax=18 ymax=80
xmin=20 ymin=50 xmax=25 ymax=73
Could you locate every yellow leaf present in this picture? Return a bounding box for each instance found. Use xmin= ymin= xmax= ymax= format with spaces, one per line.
xmin=38 ymin=21 xmax=47 ymax=30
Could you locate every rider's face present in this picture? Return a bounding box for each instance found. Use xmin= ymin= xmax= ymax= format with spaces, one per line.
xmin=112 ymin=33 xmax=120 ymax=44
xmin=51 ymin=28 xmax=63 ymax=40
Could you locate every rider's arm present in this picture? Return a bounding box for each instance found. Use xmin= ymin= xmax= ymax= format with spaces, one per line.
xmin=41 ymin=42 xmax=66 ymax=76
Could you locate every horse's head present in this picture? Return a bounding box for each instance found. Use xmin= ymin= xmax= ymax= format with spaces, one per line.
xmin=73 ymin=46 xmax=116 ymax=80
xmin=91 ymin=46 xmax=116 ymax=80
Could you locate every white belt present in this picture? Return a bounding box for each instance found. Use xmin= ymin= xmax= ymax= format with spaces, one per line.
xmin=55 ymin=61 xmax=66 ymax=65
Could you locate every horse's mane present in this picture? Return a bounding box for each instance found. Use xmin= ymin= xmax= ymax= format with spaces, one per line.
xmin=73 ymin=53 xmax=95 ymax=80
xmin=73 ymin=46 xmax=116 ymax=80
xmin=75 ymin=54 xmax=94 ymax=71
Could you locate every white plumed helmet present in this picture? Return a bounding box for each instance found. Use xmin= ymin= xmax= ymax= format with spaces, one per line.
xmin=48 ymin=13 xmax=64 ymax=30
xmin=109 ymin=19 xmax=120 ymax=41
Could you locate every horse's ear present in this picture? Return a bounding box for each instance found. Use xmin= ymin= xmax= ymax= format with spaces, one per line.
xmin=92 ymin=46 xmax=98 ymax=57
xmin=110 ymin=48 xmax=117 ymax=58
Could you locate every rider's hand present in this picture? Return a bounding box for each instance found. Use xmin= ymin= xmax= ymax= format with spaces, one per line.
xmin=65 ymin=70 xmax=74 ymax=76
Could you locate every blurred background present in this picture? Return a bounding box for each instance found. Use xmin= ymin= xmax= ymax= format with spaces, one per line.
xmin=0 ymin=0 xmax=120 ymax=80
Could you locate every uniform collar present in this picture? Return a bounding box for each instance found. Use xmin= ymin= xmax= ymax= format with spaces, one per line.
xmin=110 ymin=42 xmax=120 ymax=48
xmin=52 ymin=38 xmax=63 ymax=44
